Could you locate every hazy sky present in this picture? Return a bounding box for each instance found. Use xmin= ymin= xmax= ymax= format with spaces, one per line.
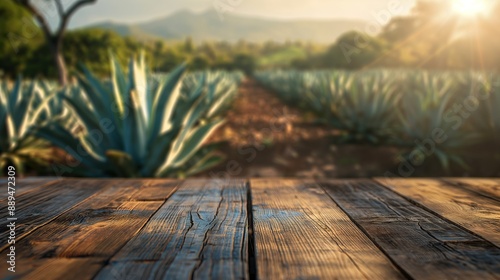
xmin=66 ymin=0 xmax=417 ymax=28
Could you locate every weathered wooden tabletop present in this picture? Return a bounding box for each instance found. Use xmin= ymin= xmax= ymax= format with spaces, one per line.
xmin=0 ymin=178 xmax=499 ymax=280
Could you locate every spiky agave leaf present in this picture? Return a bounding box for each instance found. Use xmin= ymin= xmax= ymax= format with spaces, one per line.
xmin=255 ymin=69 xmax=493 ymax=170
xmin=37 ymin=54 xmax=237 ymax=177
xmin=0 ymin=79 xmax=60 ymax=175
xmin=397 ymin=72 xmax=480 ymax=171
xmin=469 ymin=73 xmax=500 ymax=141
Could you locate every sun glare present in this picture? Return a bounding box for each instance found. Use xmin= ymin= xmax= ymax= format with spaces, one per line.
xmin=452 ymin=0 xmax=488 ymax=17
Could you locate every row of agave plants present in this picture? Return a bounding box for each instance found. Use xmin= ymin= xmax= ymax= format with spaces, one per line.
xmin=255 ymin=69 xmax=500 ymax=170
xmin=0 ymin=54 xmax=243 ymax=177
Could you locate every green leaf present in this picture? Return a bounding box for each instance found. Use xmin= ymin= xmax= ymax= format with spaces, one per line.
xmin=35 ymin=124 xmax=106 ymax=170
xmin=185 ymin=153 xmax=224 ymax=177
xmin=149 ymin=64 xmax=186 ymax=142
xmin=129 ymin=52 xmax=149 ymax=122
xmin=141 ymin=129 xmax=177 ymax=176
xmin=12 ymin=81 xmax=35 ymax=133
xmin=435 ymin=149 xmax=450 ymax=171
xmin=168 ymin=119 xmax=224 ymax=170
xmin=109 ymin=52 xmax=128 ymax=117
xmin=7 ymin=77 xmax=21 ymax=114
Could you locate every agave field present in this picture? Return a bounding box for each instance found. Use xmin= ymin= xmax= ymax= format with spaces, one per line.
xmin=255 ymin=70 xmax=500 ymax=170
xmin=2 ymin=56 xmax=499 ymax=177
xmin=0 ymin=54 xmax=243 ymax=177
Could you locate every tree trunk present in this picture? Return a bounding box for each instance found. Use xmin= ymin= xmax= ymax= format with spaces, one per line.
xmin=49 ymin=37 xmax=68 ymax=86
xmin=14 ymin=0 xmax=98 ymax=86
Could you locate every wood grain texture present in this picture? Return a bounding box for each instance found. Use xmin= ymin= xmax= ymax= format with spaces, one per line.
xmin=376 ymin=178 xmax=500 ymax=247
xmin=132 ymin=179 xmax=179 ymax=201
xmin=250 ymin=179 xmax=405 ymax=280
xmin=444 ymin=178 xmax=500 ymax=202
xmin=0 ymin=179 xmax=174 ymax=278
xmin=0 ymin=177 xmax=59 ymax=200
xmin=1 ymin=258 xmax=104 ymax=280
xmin=1 ymin=177 xmax=499 ymax=279
xmin=321 ymin=179 xmax=500 ymax=280
xmin=0 ymin=179 xmax=103 ymax=250
xmin=9 ymin=180 xmax=161 ymax=258
xmin=96 ymin=179 xmax=249 ymax=280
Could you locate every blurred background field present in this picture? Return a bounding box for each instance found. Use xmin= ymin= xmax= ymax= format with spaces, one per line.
xmin=0 ymin=0 xmax=499 ymax=178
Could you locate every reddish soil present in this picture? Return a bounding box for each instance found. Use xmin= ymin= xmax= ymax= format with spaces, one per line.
xmin=200 ymin=79 xmax=500 ymax=179
xmin=15 ymin=78 xmax=499 ymax=178
xmin=200 ymin=79 xmax=404 ymax=179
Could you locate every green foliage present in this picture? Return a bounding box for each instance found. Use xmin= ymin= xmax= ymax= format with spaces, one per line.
xmin=259 ymin=46 xmax=307 ymax=68
xmin=36 ymin=54 xmax=240 ymax=177
xmin=155 ymin=70 xmax=242 ymax=121
xmin=0 ymin=9 xmax=330 ymax=79
xmin=379 ymin=0 xmax=500 ymax=70
xmin=64 ymin=28 xmax=141 ymax=76
xmin=488 ymin=77 xmax=500 ymax=139
xmin=322 ymin=31 xmax=387 ymax=69
xmin=3 ymin=0 xmax=500 ymax=77
xmin=256 ymin=69 xmax=499 ymax=170
xmin=396 ymin=72 xmax=478 ymax=169
xmin=232 ymin=53 xmax=257 ymax=76
xmin=333 ymin=72 xmax=399 ymax=143
xmin=190 ymin=54 xmax=210 ymax=70
xmin=0 ymin=79 xmax=62 ymax=174
xmin=256 ymin=70 xmax=399 ymax=144
xmin=0 ymin=1 xmax=41 ymax=77
xmin=466 ymin=74 xmax=500 ymax=142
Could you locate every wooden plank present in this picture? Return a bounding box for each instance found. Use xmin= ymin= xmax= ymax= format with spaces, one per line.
xmin=96 ymin=179 xmax=249 ymax=280
xmin=0 ymin=177 xmax=59 ymax=200
xmin=0 ymin=179 xmax=174 ymax=278
xmin=444 ymin=178 xmax=500 ymax=201
xmin=0 ymin=258 xmax=104 ymax=280
xmin=8 ymin=179 xmax=160 ymax=258
xmin=60 ymin=201 xmax=162 ymax=257
xmin=132 ymin=179 xmax=179 ymax=201
xmin=250 ymin=179 xmax=405 ymax=280
xmin=0 ymin=179 xmax=104 ymax=250
xmin=376 ymin=178 xmax=500 ymax=247
xmin=321 ymin=180 xmax=500 ymax=280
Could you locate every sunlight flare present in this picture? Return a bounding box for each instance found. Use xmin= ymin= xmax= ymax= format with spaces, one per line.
xmin=452 ymin=0 xmax=488 ymax=17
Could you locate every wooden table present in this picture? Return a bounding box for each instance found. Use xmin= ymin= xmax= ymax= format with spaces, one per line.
xmin=1 ymin=178 xmax=499 ymax=279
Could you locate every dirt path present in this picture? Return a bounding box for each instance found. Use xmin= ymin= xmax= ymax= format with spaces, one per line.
xmin=200 ymin=79 xmax=401 ymax=178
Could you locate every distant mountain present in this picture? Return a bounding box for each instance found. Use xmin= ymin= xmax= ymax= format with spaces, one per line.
xmin=88 ymin=10 xmax=367 ymax=43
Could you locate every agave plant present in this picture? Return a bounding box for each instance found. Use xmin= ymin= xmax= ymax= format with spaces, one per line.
xmin=397 ymin=72 xmax=478 ymax=170
xmin=466 ymin=73 xmax=500 ymax=142
xmin=257 ymin=70 xmax=400 ymax=144
xmin=152 ymin=70 xmax=242 ymax=120
xmin=329 ymin=71 xmax=399 ymax=144
xmin=308 ymin=71 xmax=347 ymax=118
xmin=489 ymin=76 xmax=500 ymax=139
xmin=36 ymin=54 xmax=229 ymax=178
xmin=0 ymin=79 xmax=62 ymax=174
xmin=256 ymin=69 xmax=497 ymax=169
xmin=179 ymin=71 xmax=240 ymax=119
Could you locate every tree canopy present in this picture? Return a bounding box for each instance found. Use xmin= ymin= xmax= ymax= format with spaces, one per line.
xmin=1 ymin=0 xmax=500 ymax=78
